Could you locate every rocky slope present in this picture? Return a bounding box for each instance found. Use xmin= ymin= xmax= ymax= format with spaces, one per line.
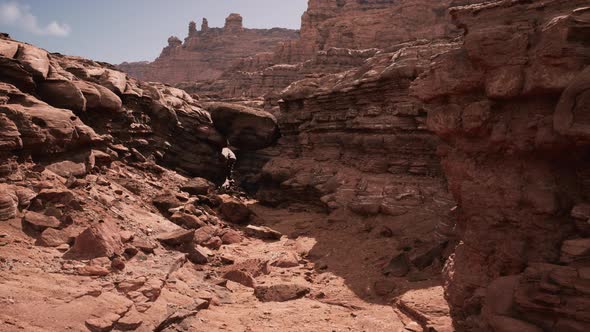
xmin=2 ymin=0 xmax=590 ymax=331
xmin=411 ymin=1 xmax=590 ymax=331
xmin=0 ymin=32 xmax=445 ymax=331
xmin=117 ymin=14 xmax=299 ymax=84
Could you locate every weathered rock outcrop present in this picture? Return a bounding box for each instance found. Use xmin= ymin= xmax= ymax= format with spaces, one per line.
xmin=411 ymin=1 xmax=590 ymax=330
xmin=188 ymin=0 xmax=486 ymax=101
xmin=205 ymin=102 xmax=279 ymax=151
xmin=0 ymin=35 xmax=240 ymax=183
xmin=254 ymin=40 xmax=456 ymax=209
xmin=117 ymin=14 xmax=299 ymax=84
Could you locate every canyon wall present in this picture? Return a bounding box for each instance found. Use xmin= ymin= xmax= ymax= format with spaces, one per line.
xmin=165 ymin=0 xmax=484 ymax=100
xmin=117 ymin=14 xmax=299 ymax=84
xmin=410 ymin=1 xmax=590 ymax=331
xmin=231 ymin=0 xmax=590 ymax=330
xmin=0 ymin=35 xmax=278 ymax=185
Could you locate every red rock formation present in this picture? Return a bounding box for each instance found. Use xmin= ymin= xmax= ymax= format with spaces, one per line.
xmin=411 ymin=1 xmax=590 ymax=330
xmin=117 ymin=14 xmax=299 ymax=84
xmin=189 ymin=0 xmax=486 ymax=101
xmin=0 ymin=35 xmax=279 ymax=184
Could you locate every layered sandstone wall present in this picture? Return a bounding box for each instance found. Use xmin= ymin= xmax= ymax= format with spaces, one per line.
xmin=0 ymin=35 xmax=279 ymax=185
xmin=117 ymin=14 xmax=299 ymax=84
xmin=410 ymin=1 xmax=590 ymax=330
xmin=191 ymin=0 xmax=486 ymax=101
xmin=224 ymin=42 xmax=461 ymax=291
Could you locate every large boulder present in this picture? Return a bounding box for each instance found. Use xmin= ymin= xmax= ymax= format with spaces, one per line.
xmin=22 ymin=211 xmax=61 ymax=232
xmin=73 ymin=80 xmax=122 ymax=112
xmin=38 ymin=79 xmax=87 ymax=113
xmin=218 ymin=195 xmax=251 ymax=224
xmin=180 ymin=177 xmax=215 ymax=196
xmin=17 ymin=44 xmax=50 ymax=80
xmin=0 ymin=57 xmax=36 ymax=92
xmin=254 ymin=284 xmax=310 ymax=302
xmin=0 ymin=38 xmax=19 ymax=58
xmin=206 ymin=102 xmax=279 ymax=150
xmin=67 ymin=221 xmax=124 ymax=259
xmin=0 ymin=83 xmax=100 ymax=154
xmin=99 ymin=69 xmax=127 ymax=94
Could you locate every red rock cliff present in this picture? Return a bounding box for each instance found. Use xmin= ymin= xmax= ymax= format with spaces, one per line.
xmin=117 ymin=14 xmax=299 ymax=84
xmin=192 ymin=0 xmax=484 ymax=100
xmin=411 ymin=1 xmax=590 ymax=330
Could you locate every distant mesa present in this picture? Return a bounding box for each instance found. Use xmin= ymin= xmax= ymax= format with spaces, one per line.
xmin=117 ymin=13 xmax=298 ymax=83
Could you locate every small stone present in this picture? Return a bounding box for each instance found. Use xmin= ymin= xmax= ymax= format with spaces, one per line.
xmin=39 ymin=228 xmax=71 ymax=247
xmin=203 ymin=236 xmax=222 ymax=250
xmin=35 ymin=189 xmax=76 ymax=205
xmin=221 ymin=229 xmax=242 ymax=244
xmin=271 ymin=252 xmax=299 ymax=268
xmin=56 ymin=243 xmax=70 ymax=252
xmin=114 ymin=308 xmax=143 ymax=331
xmin=117 ymin=277 xmax=147 ymax=294
xmin=180 ymin=177 xmax=214 ymax=196
xmin=156 ymin=229 xmax=194 ymax=246
xmin=120 ymin=231 xmax=134 ymax=243
xmin=85 ymin=313 xmax=120 ymax=332
xmin=188 ymin=244 xmax=212 ymax=265
xmin=245 ymin=225 xmax=282 ymax=240
xmin=223 ymin=270 xmax=255 ymax=288
xmin=111 ymin=257 xmax=126 ymax=271
xmin=124 ymin=247 xmax=139 ymax=257
xmin=170 ymin=212 xmax=206 ymax=229
xmin=254 ymin=284 xmax=310 ymax=302
xmin=219 ymin=195 xmax=251 ymax=224
xmin=0 ymin=190 xmax=17 ymax=221
xmin=46 ymin=160 xmax=87 ymax=178
xmin=132 ymin=239 xmax=157 ymax=254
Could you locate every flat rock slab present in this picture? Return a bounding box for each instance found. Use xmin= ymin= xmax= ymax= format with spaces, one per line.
xmin=22 ymin=211 xmax=61 ymax=232
xmin=206 ymin=102 xmax=279 ymax=151
xmin=156 ymin=229 xmax=195 ymax=246
xmin=254 ymin=284 xmax=310 ymax=302
xmin=245 ymin=225 xmax=282 ymax=240
xmin=396 ymin=286 xmax=452 ymax=332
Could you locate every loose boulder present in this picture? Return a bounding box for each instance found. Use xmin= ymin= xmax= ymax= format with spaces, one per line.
xmin=254 ymin=284 xmax=310 ymax=302
xmin=22 ymin=211 xmax=61 ymax=232
xmin=207 ymin=102 xmax=279 ymax=151
xmin=38 ymin=79 xmax=87 ymax=113
xmin=67 ymin=221 xmax=123 ymax=259
xmin=219 ymin=195 xmax=251 ymax=224
xmin=245 ymin=225 xmax=282 ymax=240
xmin=180 ymin=177 xmax=214 ymax=196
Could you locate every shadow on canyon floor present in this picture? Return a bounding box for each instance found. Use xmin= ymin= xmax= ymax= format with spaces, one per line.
xmin=250 ymin=203 xmax=450 ymax=306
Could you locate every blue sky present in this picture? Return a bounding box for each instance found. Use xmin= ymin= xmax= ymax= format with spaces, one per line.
xmin=0 ymin=0 xmax=308 ymax=64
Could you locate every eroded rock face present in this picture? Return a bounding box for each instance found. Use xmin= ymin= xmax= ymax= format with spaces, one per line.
xmin=117 ymin=14 xmax=299 ymax=84
xmin=189 ymin=0 xmax=486 ymax=100
xmin=411 ymin=1 xmax=590 ymax=330
xmin=255 ymin=40 xmax=455 ymax=214
xmin=0 ymin=35 xmax=231 ymax=184
xmin=206 ymin=102 xmax=279 ymax=151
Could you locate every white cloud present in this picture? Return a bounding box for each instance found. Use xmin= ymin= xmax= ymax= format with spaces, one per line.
xmin=0 ymin=2 xmax=71 ymax=37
